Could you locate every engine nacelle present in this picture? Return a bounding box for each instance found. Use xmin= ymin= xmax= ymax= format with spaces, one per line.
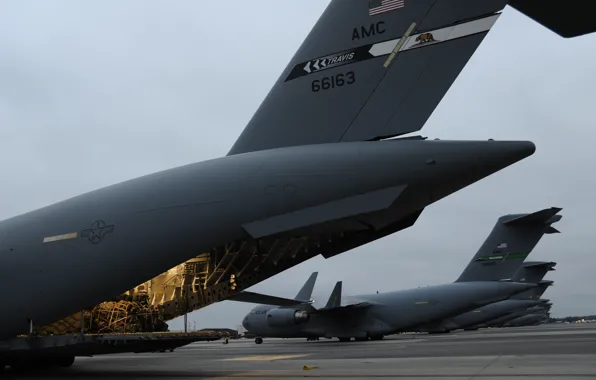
xmin=266 ymin=308 xmax=310 ymax=328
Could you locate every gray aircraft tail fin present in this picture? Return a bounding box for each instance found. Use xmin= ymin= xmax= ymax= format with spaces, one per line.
xmin=294 ymin=272 xmax=319 ymax=302
xmin=324 ymin=281 xmax=343 ymax=309
xmin=227 ymin=0 xmax=510 ymax=155
xmin=314 ymin=280 xmax=373 ymax=313
xmin=455 ymin=208 xmax=562 ymax=283
xmin=508 ymin=0 xmax=596 ymax=38
xmin=535 ymin=280 xmax=554 ymax=299
xmin=512 ymin=261 xmax=556 ymax=283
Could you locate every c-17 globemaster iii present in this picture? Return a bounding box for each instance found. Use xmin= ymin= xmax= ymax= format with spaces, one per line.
xmin=504 ymin=310 xmax=551 ymax=327
xmin=416 ymin=261 xmax=556 ymax=333
xmin=0 ymin=0 xmax=594 ymax=370
xmin=414 ymin=206 xmax=562 ymax=334
xmin=480 ymin=288 xmax=554 ymax=328
xmin=235 ymin=207 xmax=559 ymax=343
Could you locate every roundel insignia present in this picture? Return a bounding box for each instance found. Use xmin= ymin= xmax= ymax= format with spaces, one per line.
xmin=80 ymin=220 xmax=114 ymax=244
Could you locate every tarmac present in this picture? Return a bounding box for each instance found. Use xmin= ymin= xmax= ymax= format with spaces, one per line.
xmin=8 ymin=323 xmax=596 ymax=379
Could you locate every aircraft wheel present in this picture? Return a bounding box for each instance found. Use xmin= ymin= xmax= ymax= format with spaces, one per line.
xmin=338 ymin=337 xmax=351 ymax=342
xmin=355 ymin=337 xmax=368 ymax=342
xmin=255 ymin=337 xmax=263 ymax=344
xmin=370 ymin=335 xmax=384 ymax=341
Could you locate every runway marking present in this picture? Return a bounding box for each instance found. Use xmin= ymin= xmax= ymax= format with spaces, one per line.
xmin=223 ymin=354 xmax=309 ymax=361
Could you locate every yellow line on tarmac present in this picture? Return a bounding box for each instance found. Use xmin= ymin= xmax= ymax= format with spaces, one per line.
xmin=223 ymin=354 xmax=309 ymax=361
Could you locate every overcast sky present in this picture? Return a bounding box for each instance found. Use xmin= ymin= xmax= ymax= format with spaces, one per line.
xmin=2 ymin=1 xmax=596 ymax=332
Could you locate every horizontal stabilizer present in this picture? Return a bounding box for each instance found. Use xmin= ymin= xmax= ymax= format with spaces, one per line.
xmin=523 ymin=261 xmax=556 ymax=270
xmin=226 ymin=291 xmax=306 ymax=307
xmin=545 ymin=226 xmax=560 ymax=234
xmin=502 ymin=207 xmax=562 ymax=227
xmin=508 ymin=0 xmax=596 ymax=38
xmin=242 ymin=185 xmax=407 ymax=239
xmin=324 ymin=281 xmax=343 ymax=309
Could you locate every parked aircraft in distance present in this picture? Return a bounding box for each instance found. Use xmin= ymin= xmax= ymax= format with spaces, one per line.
xmin=234 ymin=208 xmax=560 ymax=343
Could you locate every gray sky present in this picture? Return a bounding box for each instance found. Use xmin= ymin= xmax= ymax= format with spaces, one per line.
xmin=1 ymin=1 xmax=596 ymax=331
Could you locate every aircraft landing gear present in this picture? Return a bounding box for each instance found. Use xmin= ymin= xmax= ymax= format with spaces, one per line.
xmin=369 ymin=335 xmax=384 ymax=341
xmin=338 ymin=337 xmax=351 ymax=342
xmin=306 ymin=337 xmax=319 ymax=341
xmin=255 ymin=337 xmax=263 ymax=344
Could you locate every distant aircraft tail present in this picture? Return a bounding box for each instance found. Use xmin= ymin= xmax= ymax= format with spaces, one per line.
xmin=512 ymin=261 xmax=556 ymax=283
xmin=294 ymin=272 xmax=319 ymax=302
xmin=511 ymin=261 xmax=555 ymax=300
xmin=455 ymin=208 xmax=562 ymax=282
xmin=228 ymin=0 xmax=596 ymax=156
xmin=324 ymin=281 xmax=343 ymax=309
xmin=530 ymin=280 xmax=554 ymax=300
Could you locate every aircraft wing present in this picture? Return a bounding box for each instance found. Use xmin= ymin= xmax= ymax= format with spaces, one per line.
xmin=226 ymin=291 xmax=307 ymax=307
xmin=313 ymin=301 xmax=376 ymax=313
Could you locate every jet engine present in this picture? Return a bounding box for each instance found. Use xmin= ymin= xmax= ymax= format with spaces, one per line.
xmin=266 ymin=309 xmax=310 ymax=327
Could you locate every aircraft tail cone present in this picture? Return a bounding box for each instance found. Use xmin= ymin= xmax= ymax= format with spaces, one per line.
xmin=498 ymin=282 xmax=537 ymax=299
xmin=455 ymin=140 xmax=536 ymax=180
xmin=411 ymin=140 xmax=536 ymax=209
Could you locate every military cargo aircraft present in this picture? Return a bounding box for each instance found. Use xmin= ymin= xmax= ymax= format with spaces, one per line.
xmin=417 ymin=261 xmax=556 ymax=333
xmin=481 ymin=297 xmax=553 ymax=328
xmin=504 ymin=311 xmax=550 ymax=327
xmin=0 ymin=0 xmax=593 ymax=369
xmin=234 ymin=207 xmax=559 ymax=343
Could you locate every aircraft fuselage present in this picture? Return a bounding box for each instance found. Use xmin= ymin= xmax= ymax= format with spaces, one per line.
xmin=0 ymin=139 xmax=534 ymax=339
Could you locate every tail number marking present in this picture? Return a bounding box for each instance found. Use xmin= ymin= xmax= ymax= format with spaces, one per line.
xmin=311 ymin=71 xmax=355 ymax=92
